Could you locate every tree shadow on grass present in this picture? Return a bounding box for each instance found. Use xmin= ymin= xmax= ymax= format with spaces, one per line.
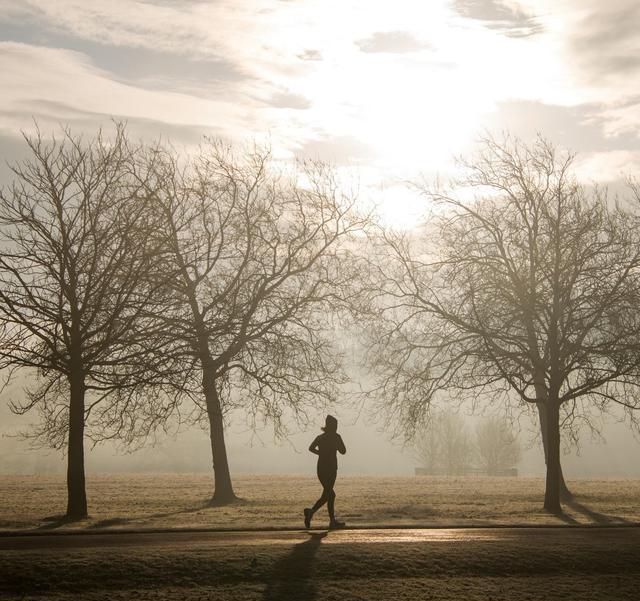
xmin=564 ymin=498 xmax=633 ymax=525
xmin=34 ymin=502 xmax=211 ymax=531
xmin=85 ymin=503 xmax=212 ymax=529
xmin=36 ymin=515 xmax=79 ymax=530
xmin=550 ymin=497 xmax=635 ymax=525
xmin=86 ymin=517 xmax=135 ymax=529
xmin=263 ymin=531 xmax=327 ymax=601
xmin=553 ymin=510 xmax=580 ymax=525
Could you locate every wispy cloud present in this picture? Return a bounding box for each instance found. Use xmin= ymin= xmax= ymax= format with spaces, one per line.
xmin=0 ymin=42 xmax=247 ymax=137
xmin=263 ymin=89 xmax=312 ymax=110
xmin=296 ymin=134 xmax=374 ymax=164
xmin=356 ymin=31 xmax=431 ymax=54
xmin=453 ymin=0 xmax=544 ymax=38
xmin=575 ymin=149 xmax=640 ymax=184
xmin=297 ymin=49 xmax=322 ymax=61
xmin=597 ymin=99 xmax=640 ymax=138
xmin=0 ymin=0 xmax=230 ymax=58
xmin=567 ymin=2 xmax=640 ymax=88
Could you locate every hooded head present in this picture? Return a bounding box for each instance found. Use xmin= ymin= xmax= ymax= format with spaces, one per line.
xmin=322 ymin=414 xmax=338 ymax=433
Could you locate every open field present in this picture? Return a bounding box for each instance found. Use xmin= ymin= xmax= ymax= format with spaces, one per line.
xmin=2 ymin=527 xmax=639 ymax=600
xmin=0 ymin=474 xmax=638 ymax=531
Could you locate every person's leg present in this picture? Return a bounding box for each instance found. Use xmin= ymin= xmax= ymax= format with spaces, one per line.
xmin=324 ymin=471 xmax=345 ymax=527
xmin=310 ymin=489 xmax=328 ymax=514
xmin=309 ymin=466 xmax=330 ymax=516
xmin=327 ymin=487 xmax=336 ymax=521
xmin=320 ymin=471 xmax=337 ymax=521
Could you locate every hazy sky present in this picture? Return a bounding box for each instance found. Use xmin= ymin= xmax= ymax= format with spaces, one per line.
xmin=1 ymin=1 xmax=640 ymax=476
xmin=1 ymin=0 xmax=639 ymax=225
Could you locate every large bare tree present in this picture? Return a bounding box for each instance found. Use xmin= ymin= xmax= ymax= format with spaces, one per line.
xmin=0 ymin=125 xmax=169 ymax=519
xmin=364 ymin=135 xmax=640 ymax=513
xmin=135 ymin=141 xmax=365 ymax=505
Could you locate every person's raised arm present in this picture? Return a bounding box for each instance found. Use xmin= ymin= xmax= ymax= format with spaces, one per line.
xmin=309 ymin=436 xmax=320 ymax=455
xmin=337 ymin=434 xmax=346 ymax=455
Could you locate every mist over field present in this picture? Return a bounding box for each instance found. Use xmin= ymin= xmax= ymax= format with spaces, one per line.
xmin=3 ymin=382 xmax=639 ymax=479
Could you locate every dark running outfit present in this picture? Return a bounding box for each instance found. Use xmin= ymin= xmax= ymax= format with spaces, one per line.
xmin=309 ymin=431 xmax=346 ymax=522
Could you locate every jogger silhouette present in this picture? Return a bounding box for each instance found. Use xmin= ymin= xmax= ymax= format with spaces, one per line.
xmin=304 ymin=415 xmax=346 ymax=529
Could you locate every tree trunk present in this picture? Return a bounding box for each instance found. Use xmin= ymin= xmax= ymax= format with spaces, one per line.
xmin=202 ymin=365 xmax=237 ymax=506
xmin=537 ymin=402 xmax=572 ymax=501
xmin=66 ymin=370 xmax=88 ymax=519
xmin=543 ymin=400 xmax=562 ymax=514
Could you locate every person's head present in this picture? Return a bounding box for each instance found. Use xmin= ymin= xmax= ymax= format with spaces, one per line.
xmin=322 ymin=414 xmax=338 ymax=433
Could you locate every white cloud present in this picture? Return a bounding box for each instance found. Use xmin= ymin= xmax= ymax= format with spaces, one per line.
xmin=515 ymin=0 xmax=640 ymax=102
xmin=4 ymin=0 xmax=230 ymax=58
xmin=596 ymin=101 xmax=640 ymax=139
xmin=0 ymin=42 xmax=247 ymax=137
xmin=356 ymin=31 xmax=432 ymax=54
xmin=574 ymin=150 xmax=640 ymax=183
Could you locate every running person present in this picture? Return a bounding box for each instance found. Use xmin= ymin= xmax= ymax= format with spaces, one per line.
xmin=304 ymin=415 xmax=346 ymax=529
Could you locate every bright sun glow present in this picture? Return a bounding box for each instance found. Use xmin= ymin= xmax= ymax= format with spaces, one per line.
xmin=0 ymin=0 xmax=634 ymax=228
xmin=237 ymin=0 xmax=580 ymax=227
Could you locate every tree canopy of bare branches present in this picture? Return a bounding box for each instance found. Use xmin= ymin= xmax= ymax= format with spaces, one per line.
xmin=133 ymin=141 xmax=367 ymax=504
xmin=364 ymin=135 xmax=640 ymax=513
xmin=0 ymin=124 xmax=171 ymax=518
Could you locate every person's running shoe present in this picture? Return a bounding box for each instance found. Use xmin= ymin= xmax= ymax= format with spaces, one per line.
xmin=329 ymin=519 xmax=345 ymax=529
xmin=304 ymin=508 xmax=312 ymax=529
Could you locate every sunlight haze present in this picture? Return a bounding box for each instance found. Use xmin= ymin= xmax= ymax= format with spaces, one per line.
xmin=1 ymin=1 xmax=639 ymax=226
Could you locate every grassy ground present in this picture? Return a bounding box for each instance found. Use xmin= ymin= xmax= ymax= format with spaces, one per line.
xmin=0 ymin=474 xmax=638 ymax=531
xmin=2 ymin=529 xmax=639 ymax=600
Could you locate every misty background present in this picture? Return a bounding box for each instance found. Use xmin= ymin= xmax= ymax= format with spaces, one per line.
xmin=2 ymin=375 xmax=638 ymax=478
xmin=2 ymin=0 xmax=640 ymax=484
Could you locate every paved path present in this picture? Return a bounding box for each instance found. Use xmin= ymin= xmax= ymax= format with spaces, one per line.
xmin=1 ymin=525 xmax=638 ymax=551
xmin=3 ymin=526 xmax=640 ymax=600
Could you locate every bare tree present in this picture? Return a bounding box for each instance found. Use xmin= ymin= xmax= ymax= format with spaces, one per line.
xmin=415 ymin=411 xmax=473 ymax=474
xmin=0 ymin=125 xmax=169 ymax=519
xmin=475 ymin=417 xmax=521 ymax=475
xmin=135 ymin=141 xmax=366 ymax=505
xmin=364 ymin=135 xmax=640 ymax=513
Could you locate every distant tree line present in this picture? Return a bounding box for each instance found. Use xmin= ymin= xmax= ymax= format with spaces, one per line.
xmin=2 ymin=125 xmax=640 ymax=519
xmin=414 ymin=413 xmax=521 ymax=476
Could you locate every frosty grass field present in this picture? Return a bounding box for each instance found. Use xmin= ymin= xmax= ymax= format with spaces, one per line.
xmin=1 ymin=474 xmax=638 ymax=530
xmin=2 ymin=475 xmax=640 ymax=601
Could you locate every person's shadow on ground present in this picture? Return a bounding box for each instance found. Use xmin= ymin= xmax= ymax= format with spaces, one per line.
xmin=262 ymin=531 xmax=327 ymax=601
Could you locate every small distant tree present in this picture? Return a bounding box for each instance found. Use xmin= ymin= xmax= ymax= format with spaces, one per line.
xmin=414 ymin=422 xmax=441 ymax=474
xmin=415 ymin=411 xmax=473 ymax=474
xmin=0 ymin=125 xmax=168 ymax=519
xmin=135 ymin=142 xmax=366 ymax=505
xmin=475 ymin=417 xmax=521 ymax=475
